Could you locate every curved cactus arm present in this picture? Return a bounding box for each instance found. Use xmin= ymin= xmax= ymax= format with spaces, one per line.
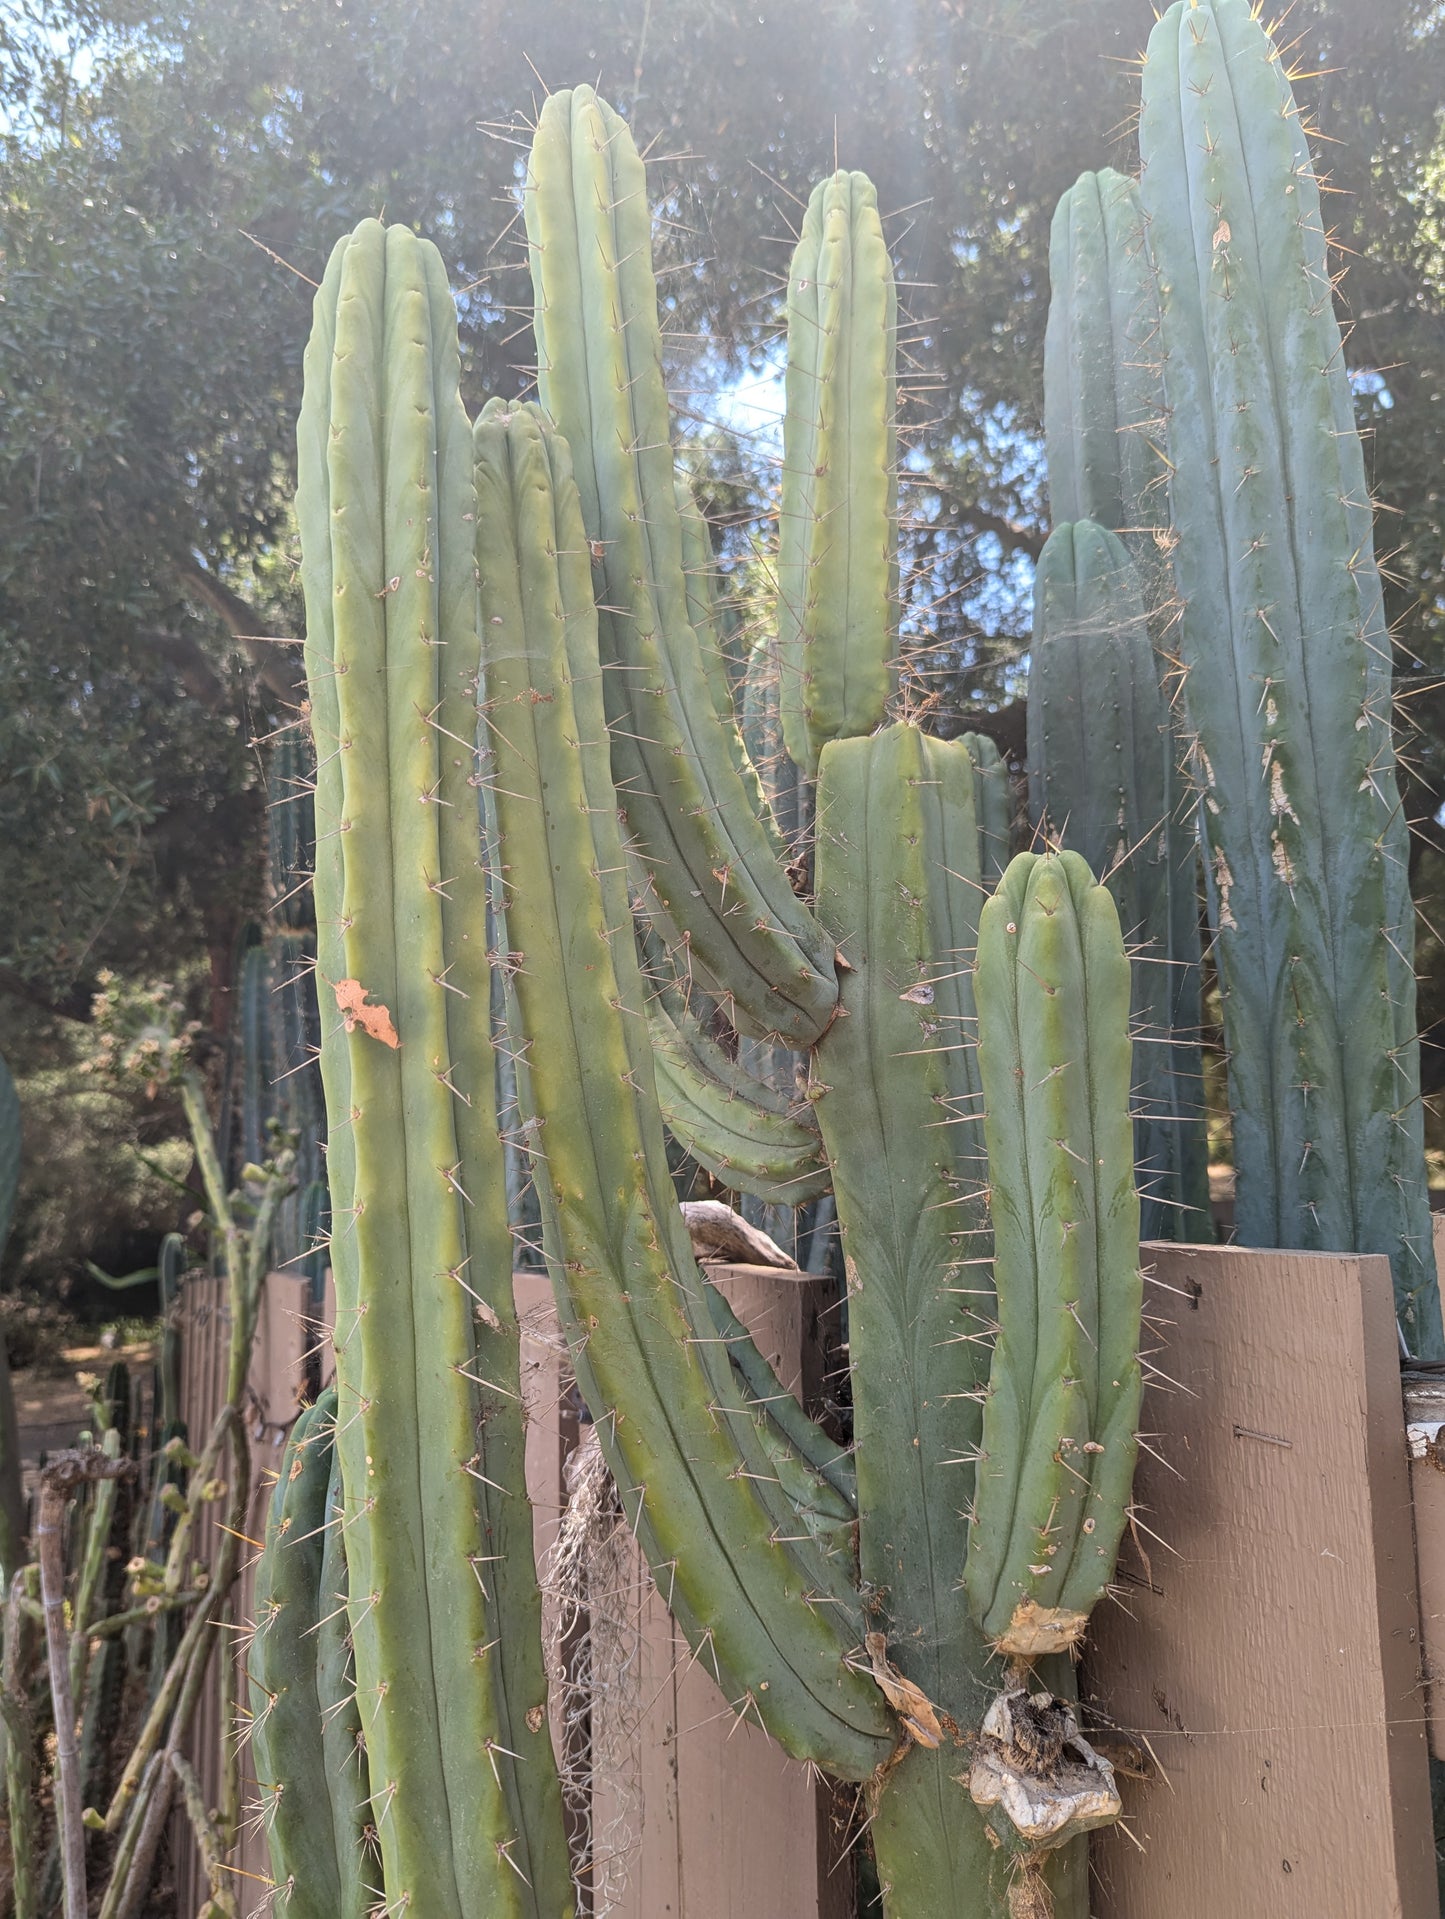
xmin=248 ymin=1397 xmax=351 ymax=1919
xmin=778 ymin=171 xmax=899 ymax=774
xmin=676 ymin=477 xmax=784 ymax=851
xmin=965 ymin=850 xmax=1142 ymax=1654
xmin=813 ymin=725 xmax=1075 ymax=1911
xmin=699 ymin=1279 xmax=856 ymax=1508
xmin=1027 ymin=523 xmax=1211 ymax=1241
xmin=959 ymin=731 xmax=1012 ymax=892
xmin=297 ymin=220 xmax=569 ymax=1918
xmin=742 ymin=634 xmax=805 ymax=852
xmin=1044 ymin=168 xmax=1169 ymax=552
xmin=650 ymin=1000 xmax=832 ymax=1204
xmin=475 ymin=399 xmax=894 ymax=1780
xmin=1139 ymin=0 xmax=1439 ymax=1350
xmin=524 ymin=87 xmax=838 ymax=1046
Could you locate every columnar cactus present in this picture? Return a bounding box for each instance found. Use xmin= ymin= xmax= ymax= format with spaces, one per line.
xmin=1137 ymin=0 xmax=1441 ymax=1352
xmin=525 ymin=88 xmax=838 ymax=1045
xmin=1044 ymin=168 xmax=1169 ymax=561
xmin=295 ymin=219 xmax=570 ymax=1917
xmin=777 ymin=170 xmax=899 ymax=774
xmin=1027 ymin=523 xmax=1212 ymax=1239
xmin=271 ymin=91 xmax=1149 ymax=1919
xmin=966 ymin=851 xmax=1141 ymax=1653
xmin=248 ymin=1392 xmax=371 ymax=1919
xmin=1040 ymin=164 xmax=1212 ymax=1244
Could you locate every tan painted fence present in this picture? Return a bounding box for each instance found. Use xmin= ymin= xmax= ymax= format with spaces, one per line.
xmin=176 ymin=1239 xmax=1441 ymax=1918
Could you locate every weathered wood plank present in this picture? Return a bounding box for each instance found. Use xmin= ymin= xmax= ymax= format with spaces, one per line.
xmin=1087 ymin=1242 xmax=1436 ymax=1919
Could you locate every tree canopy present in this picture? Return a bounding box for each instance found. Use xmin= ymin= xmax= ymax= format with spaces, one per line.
xmin=2 ymin=0 xmax=1443 ymax=1027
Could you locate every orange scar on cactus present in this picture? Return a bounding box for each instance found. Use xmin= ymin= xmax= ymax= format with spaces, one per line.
xmin=333 ymin=978 xmax=401 ymax=1048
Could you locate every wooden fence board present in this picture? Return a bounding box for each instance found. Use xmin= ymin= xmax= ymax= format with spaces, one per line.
xmin=190 ymin=1241 xmax=1439 ymax=1918
xmin=1087 ymin=1242 xmax=1436 ymax=1919
xmin=589 ymin=1262 xmax=837 ymax=1919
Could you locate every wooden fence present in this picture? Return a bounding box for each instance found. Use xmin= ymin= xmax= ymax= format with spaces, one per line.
xmin=176 ymin=1238 xmax=1441 ymax=1918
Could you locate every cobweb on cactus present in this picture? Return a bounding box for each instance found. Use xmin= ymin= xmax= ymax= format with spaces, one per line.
xmin=540 ymin=1420 xmax=646 ymax=1917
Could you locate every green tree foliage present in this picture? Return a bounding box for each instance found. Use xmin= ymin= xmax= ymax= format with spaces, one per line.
xmin=2 ymin=0 xmax=1442 ymax=1007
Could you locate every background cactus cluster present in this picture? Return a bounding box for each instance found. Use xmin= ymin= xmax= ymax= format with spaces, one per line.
xmin=246 ymin=3 xmax=1439 ymax=1915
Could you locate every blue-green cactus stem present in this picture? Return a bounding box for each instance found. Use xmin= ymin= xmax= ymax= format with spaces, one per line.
xmin=813 ymin=725 xmax=1086 ymax=1914
xmin=248 ymin=1395 xmax=361 ymax=1919
xmin=965 ymin=849 xmax=1142 ymax=1654
xmin=1044 ymin=168 xmax=1169 ymax=560
xmin=778 ymin=171 xmax=899 ymax=774
xmin=475 ymin=398 xmax=894 ymax=1779
xmin=650 ymin=999 xmax=831 ymax=1204
xmin=1139 ymin=0 xmax=1440 ymax=1351
xmin=296 ymin=218 xmax=569 ymax=1916
xmin=1027 ymin=523 xmax=1211 ymax=1240
xmin=524 ymin=87 xmax=838 ymax=1046
xmin=959 ymin=731 xmax=1012 ymax=892
xmin=1042 ymin=167 xmax=1212 ymax=1246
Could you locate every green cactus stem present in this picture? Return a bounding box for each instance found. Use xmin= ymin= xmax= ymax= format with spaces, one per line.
xmin=1044 ymin=168 xmax=1169 ymax=560
xmin=296 ymin=218 xmax=570 ymax=1917
xmin=959 ymin=731 xmax=1012 ymax=892
xmin=1042 ymin=166 xmax=1212 ymax=1246
xmin=1027 ymin=522 xmax=1211 ymax=1240
xmin=965 ymin=849 xmax=1142 ymax=1655
xmin=1138 ymin=0 xmax=1441 ymax=1352
xmin=650 ymin=999 xmax=831 ymax=1205
xmin=475 ymin=397 xmax=894 ymax=1779
xmin=248 ymin=1394 xmax=361 ymax=1919
xmin=812 ymin=725 xmax=1087 ymax=1914
xmin=524 ymin=87 xmax=838 ymax=1045
xmin=778 ymin=170 xmax=899 ymax=774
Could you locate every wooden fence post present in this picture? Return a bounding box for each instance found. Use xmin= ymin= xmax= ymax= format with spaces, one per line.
xmin=1086 ymin=1242 xmax=1437 ymax=1919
